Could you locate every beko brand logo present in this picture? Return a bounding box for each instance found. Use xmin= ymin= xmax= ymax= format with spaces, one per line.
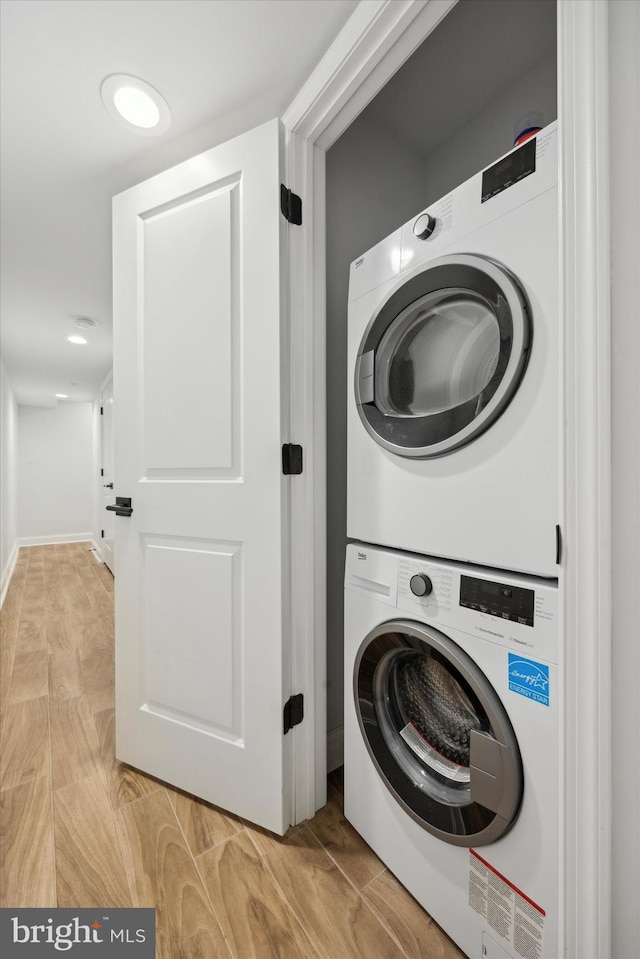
xmin=355 ymin=257 xmax=365 ymax=268
xmin=0 ymin=909 xmax=155 ymax=956
xmin=357 ymin=551 xmax=367 ymax=560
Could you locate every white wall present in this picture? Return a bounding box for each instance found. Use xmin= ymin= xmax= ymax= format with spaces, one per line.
xmin=609 ymin=3 xmax=640 ymax=955
xmin=18 ymin=402 xmax=94 ymax=543
xmin=325 ymin=114 xmax=429 ymax=748
xmin=0 ymin=360 xmax=19 ymax=602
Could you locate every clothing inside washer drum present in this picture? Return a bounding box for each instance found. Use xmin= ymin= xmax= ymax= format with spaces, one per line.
xmin=394 ymin=655 xmax=483 ymax=767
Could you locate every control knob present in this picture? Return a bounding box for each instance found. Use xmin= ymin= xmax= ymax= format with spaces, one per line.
xmin=409 ymin=573 xmax=433 ymax=597
xmin=413 ymin=212 xmax=437 ymax=240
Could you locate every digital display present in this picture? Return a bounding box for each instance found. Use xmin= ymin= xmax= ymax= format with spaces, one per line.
xmin=459 ymin=575 xmax=534 ymax=627
xmin=481 ymin=138 xmax=536 ymax=203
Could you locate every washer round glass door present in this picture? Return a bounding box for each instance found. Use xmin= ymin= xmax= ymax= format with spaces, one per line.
xmin=354 ymin=253 xmax=531 ymax=457
xmin=354 ymin=620 xmax=523 ymax=846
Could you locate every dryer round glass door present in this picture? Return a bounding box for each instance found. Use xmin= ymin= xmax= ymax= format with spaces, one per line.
xmin=354 ymin=619 xmax=523 ymax=846
xmin=354 ymin=253 xmax=531 ymax=457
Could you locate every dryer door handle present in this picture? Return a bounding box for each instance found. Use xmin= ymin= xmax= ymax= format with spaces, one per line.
xmin=355 ymin=351 xmax=375 ymax=405
xmin=469 ymin=730 xmax=515 ymax=817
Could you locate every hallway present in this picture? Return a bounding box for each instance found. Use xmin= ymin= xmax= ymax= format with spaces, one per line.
xmin=0 ymin=544 xmax=463 ymax=959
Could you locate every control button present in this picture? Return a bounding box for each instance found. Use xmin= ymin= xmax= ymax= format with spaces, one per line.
xmin=409 ymin=573 xmax=433 ymax=597
xmin=501 ymin=588 xmax=512 ymax=598
xmin=413 ymin=212 xmax=437 ymax=240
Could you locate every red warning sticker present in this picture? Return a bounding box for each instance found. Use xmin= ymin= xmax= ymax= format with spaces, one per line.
xmin=469 ymin=849 xmax=545 ymax=959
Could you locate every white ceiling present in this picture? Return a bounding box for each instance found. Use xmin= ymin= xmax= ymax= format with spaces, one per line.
xmin=0 ymin=0 xmax=359 ymax=406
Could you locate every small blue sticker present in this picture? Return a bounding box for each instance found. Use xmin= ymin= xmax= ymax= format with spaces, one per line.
xmin=508 ymin=654 xmax=549 ymax=706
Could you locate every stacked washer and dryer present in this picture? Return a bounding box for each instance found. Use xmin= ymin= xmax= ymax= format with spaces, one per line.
xmin=344 ymin=123 xmax=561 ymax=959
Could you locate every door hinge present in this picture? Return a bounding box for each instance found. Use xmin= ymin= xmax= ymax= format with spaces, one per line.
xmin=282 ymin=444 xmax=303 ymax=475
xmin=284 ymin=694 xmax=304 ymax=734
xmin=101 ymin=529 xmax=104 ymax=538
xmin=555 ymin=524 xmax=562 ymax=565
xmin=280 ymin=184 xmax=302 ymax=225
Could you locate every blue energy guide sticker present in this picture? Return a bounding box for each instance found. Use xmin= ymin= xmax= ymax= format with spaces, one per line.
xmin=508 ymin=654 xmax=550 ymax=706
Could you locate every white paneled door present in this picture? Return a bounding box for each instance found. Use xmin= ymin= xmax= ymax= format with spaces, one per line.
xmin=112 ymin=119 xmax=293 ymax=833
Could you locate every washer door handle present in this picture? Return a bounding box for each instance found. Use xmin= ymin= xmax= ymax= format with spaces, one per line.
xmin=469 ymin=730 xmax=510 ymax=815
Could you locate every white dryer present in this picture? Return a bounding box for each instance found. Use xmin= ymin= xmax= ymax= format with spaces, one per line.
xmin=347 ymin=123 xmax=558 ymax=577
xmin=344 ymin=543 xmax=560 ymax=959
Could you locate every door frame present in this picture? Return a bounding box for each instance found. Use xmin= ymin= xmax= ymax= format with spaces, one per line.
xmin=94 ymin=368 xmax=115 ymax=566
xmin=99 ymin=372 xmax=115 ymax=575
xmin=284 ymin=1 xmax=612 ymax=956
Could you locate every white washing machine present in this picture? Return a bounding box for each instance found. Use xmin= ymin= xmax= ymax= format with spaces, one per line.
xmin=347 ymin=123 xmax=559 ymax=577
xmin=344 ymin=543 xmax=560 ymax=959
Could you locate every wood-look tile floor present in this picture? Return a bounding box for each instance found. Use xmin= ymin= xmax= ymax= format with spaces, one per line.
xmin=0 ymin=544 xmax=466 ymax=959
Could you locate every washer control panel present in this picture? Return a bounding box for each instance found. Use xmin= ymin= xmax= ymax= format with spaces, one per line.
xmin=378 ymin=547 xmax=558 ymax=663
xmin=459 ymin=574 xmax=534 ymax=627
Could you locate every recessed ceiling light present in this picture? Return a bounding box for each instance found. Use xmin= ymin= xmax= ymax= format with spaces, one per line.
xmin=100 ymin=74 xmax=171 ymax=136
xmin=66 ymin=335 xmax=88 ymax=345
xmin=56 ymin=393 xmax=68 ymax=399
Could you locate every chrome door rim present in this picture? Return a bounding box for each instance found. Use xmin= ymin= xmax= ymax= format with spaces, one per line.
xmin=353 ymin=619 xmax=524 ymax=846
xmin=354 ymin=253 xmax=531 ymax=458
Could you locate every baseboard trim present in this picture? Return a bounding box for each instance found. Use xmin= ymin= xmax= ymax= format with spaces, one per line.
xmin=327 ymin=725 xmax=344 ymax=773
xmin=90 ymin=540 xmax=103 ymax=564
xmin=17 ymin=532 xmax=94 ymax=548
xmin=0 ymin=539 xmax=19 ymax=608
